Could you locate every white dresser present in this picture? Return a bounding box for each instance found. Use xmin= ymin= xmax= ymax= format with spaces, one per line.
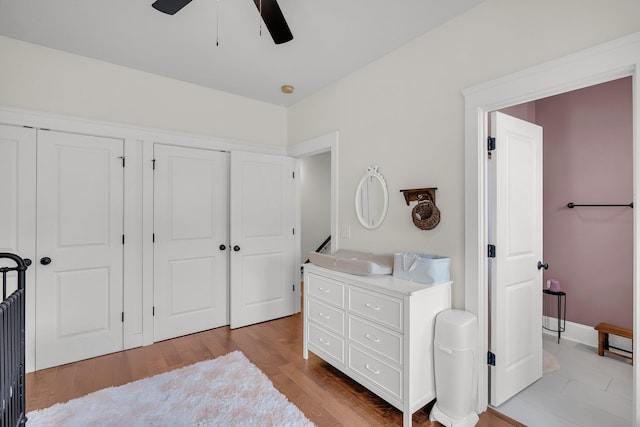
xmin=302 ymin=264 xmax=452 ymax=427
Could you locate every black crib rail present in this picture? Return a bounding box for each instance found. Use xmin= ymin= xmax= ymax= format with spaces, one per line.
xmin=1 ymin=253 xmax=27 ymax=427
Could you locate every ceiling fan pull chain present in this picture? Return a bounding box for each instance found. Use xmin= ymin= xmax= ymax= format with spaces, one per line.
xmin=259 ymin=0 xmax=262 ymax=36
xmin=216 ymin=0 xmax=220 ymax=46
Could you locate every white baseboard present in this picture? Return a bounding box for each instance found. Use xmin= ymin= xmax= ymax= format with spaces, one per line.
xmin=542 ymin=316 xmax=632 ymax=353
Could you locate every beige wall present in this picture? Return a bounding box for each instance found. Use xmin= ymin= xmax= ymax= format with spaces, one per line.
xmin=0 ymin=36 xmax=287 ymax=146
xmin=287 ymin=0 xmax=640 ymax=308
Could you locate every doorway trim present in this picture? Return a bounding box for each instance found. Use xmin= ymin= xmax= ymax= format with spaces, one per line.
xmin=463 ymin=32 xmax=640 ymax=422
xmin=288 ymin=131 xmax=339 ymax=312
xmin=288 ymin=131 xmax=340 ymax=255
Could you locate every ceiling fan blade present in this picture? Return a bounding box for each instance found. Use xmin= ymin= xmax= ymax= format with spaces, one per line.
xmin=252 ymin=0 xmax=293 ymax=44
xmin=152 ymin=0 xmax=193 ymax=15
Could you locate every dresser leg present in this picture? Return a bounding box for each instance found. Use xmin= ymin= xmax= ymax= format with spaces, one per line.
xmin=403 ymin=411 xmax=411 ymax=427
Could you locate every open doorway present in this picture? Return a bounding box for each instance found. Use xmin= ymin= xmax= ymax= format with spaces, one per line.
xmin=463 ymin=33 xmax=640 ymax=425
xmin=489 ymin=77 xmax=633 ymax=425
xmin=300 ymin=152 xmax=332 ymax=263
xmin=289 ymin=131 xmax=339 ymax=312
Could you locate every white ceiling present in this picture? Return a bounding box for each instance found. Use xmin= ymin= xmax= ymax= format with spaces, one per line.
xmin=0 ymin=0 xmax=482 ymax=106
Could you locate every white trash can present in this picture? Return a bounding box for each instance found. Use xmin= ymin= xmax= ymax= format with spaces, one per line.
xmin=430 ymin=309 xmax=479 ymax=427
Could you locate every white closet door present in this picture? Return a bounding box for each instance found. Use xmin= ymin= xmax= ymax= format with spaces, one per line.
xmin=489 ymin=112 xmax=543 ymax=406
xmin=229 ymin=152 xmax=295 ymax=329
xmin=36 ymin=130 xmax=124 ymax=370
xmin=0 ymin=124 xmax=36 ymax=372
xmin=0 ymin=124 xmax=36 ymax=288
xmin=153 ymin=145 xmax=229 ymax=341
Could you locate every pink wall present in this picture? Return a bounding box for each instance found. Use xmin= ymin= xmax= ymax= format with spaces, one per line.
xmin=537 ymin=77 xmax=633 ymax=329
xmin=499 ymin=77 xmax=633 ymax=328
xmin=499 ymin=102 xmax=536 ymax=124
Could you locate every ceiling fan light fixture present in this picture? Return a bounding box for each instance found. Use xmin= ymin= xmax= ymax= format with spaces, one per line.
xmin=281 ymin=85 xmax=294 ymax=94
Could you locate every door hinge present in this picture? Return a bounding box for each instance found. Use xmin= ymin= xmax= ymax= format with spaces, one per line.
xmin=122 ymin=235 xmax=125 ymax=245
xmin=488 ymin=351 xmax=496 ymax=366
xmin=119 ymin=156 xmax=125 ymax=167
xmin=121 ymin=312 xmax=124 ymax=322
xmin=152 ymin=306 xmax=155 ymax=316
xmin=292 ymin=171 xmax=295 ymax=179
xmin=487 ymin=136 xmax=496 ymax=151
xmin=153 ymin=233 xmax=155 ymax=243
xmin=292 ymin=228 xmax=295 ymax=235
xmin=488 ymin=244 xmax=496 ymax=258
xmin=292 ymin=284 xmax=295 ymax=292
xmin=152 ymin=158 xmax=156 ymax=170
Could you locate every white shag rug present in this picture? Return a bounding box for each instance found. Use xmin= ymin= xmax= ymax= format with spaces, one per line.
xmin=27 ymin=351 xmax=315 ymax=427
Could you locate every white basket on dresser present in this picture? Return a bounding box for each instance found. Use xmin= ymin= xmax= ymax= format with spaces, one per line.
xmin=303 ymin=263 xmax=452 ymax=427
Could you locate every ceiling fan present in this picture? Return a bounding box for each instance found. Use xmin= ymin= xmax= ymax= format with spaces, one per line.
xmin=151 ymin=0 xmax=293 ymax=44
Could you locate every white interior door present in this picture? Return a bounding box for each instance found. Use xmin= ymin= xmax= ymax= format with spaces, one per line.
xmin=153 ymin=144 xmax=229 ymax=341
xmin=0 ymin=124 xmax=36 ymax=371
xmin=0 ymin=124 xmax=36 ymax=287
xmin=230 ymin=152 xmax=295 ymax=329
xmin=489 ymin=112 xmax=543 ymax=406
xmin=36 ymin=130 xmax=124 ymax=370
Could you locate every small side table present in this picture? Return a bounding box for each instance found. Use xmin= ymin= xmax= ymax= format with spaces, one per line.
xmin=543 ymin=289 xmax=566 ymax=343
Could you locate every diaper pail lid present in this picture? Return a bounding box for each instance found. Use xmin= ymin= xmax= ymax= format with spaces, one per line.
xmin=434 ymin=309 xmax=477 ymax=351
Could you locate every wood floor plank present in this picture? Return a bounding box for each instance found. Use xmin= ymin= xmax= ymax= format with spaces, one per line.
xmin=25 ymin=367 xmax=56 ymax=411
xmin=93 ymin=354 xmax=115 ymax=392
xmin=26 ymin=314 xmax=521 ymax=426
xmin=269 ymin=370 xmax=345 ymax=427
xmin=50 ymin=363 xmax=77 ymax=407
xmin=157 ymin=338 xmax=183 ymax=369
xmin=112 ymin=350 xmax=130 ymax=387
xmin=71 ymin=358 xmax=97 ymax=397
xmin=198 ymin=326 xmax=232 ymax=356
xmin=122 ymin=346 xmax=151 ymax=382
xmin=278 ymin=361 xmax=371 ymax=425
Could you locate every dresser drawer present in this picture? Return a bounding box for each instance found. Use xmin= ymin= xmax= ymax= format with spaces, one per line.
xmin=307 ymin=273 xmax=345 ymax=308
xmin=348 ymin=287 xmax=402 ymax=331
xmin=308 ymin=298 xmax=345 ymax=335
xmin=349 ymin=316 xmax=402 ymax=364
xmin=308 ymin=322 xmax=345 ymax=365
xmin=348 ymin=345 xmax=402 ymax=401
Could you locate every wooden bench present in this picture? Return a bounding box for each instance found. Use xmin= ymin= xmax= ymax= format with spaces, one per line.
xmin=594 ymin=323 xmax=633 ymax=363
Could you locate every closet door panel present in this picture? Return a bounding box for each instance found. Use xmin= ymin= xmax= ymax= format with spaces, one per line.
xmin=229 ymin=151 xmax=295 ymax=329
xmin=153 ymin=144 xmax=229 ymax=341
xmin=0 ymin=124 xmax=36 ymax=371
xmin=35 ymin=130 xmax=124 ymax=370
xmin=0 ymin=125 xmax=36 ymax=288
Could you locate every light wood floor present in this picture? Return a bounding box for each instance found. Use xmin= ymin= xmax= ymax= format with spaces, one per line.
xmin=26 ymin=313 xmax=522 ymax=426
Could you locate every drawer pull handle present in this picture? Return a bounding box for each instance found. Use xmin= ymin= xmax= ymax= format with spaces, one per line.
xmin=365 ymin=364 xmax=380 ymax=375
xmin=319 ymin=312 xmax=330 ymax=319
xmin=319 ymin=337 xmax=330 ymax=346
xmin=365 ymin=303 xmax=381 ymax=311
xmin=365 ymin=333 xmax=380 ymax=343
xmin=318 ymin=287 xmax=330 ymax=293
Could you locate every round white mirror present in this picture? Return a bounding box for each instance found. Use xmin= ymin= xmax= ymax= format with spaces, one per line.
xmin=355 ymin=166 xmax=389 ymax=229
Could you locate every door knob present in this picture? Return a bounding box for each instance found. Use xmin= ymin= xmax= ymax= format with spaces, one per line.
xmin=537 ymin=261 xmax=549 ymax=270
xmin=219 ymin=244 xmax=226 ymax=251
xmin=40 ymin=257 xmax=52 ymax=266
xmin=233 ymin=245 xmax=240 ymax=252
